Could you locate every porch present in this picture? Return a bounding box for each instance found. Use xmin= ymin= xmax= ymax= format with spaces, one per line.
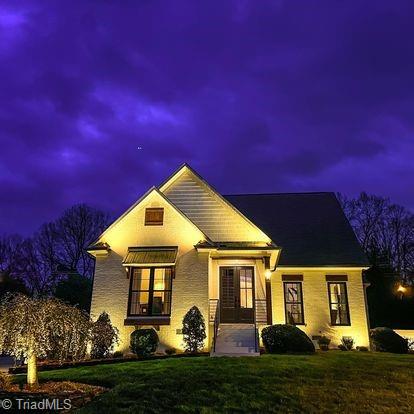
xmin=198 ymin=241 xmax=280 ymax=355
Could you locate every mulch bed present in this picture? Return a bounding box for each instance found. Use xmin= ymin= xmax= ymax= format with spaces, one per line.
xmin=0 ymin=381 xmax=106 ymax=413
xmin=9 ymin=352 xmax=210 ymax=374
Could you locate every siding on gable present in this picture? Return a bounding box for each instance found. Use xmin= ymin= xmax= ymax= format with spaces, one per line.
xmin=162 ymin=170 xmax=270 ymax=242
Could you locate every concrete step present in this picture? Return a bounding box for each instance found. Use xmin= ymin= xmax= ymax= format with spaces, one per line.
xmin=212 ymin=323 xmax=259 ymax=357
xmin=212 ymin=352 xmax=260 ymax=357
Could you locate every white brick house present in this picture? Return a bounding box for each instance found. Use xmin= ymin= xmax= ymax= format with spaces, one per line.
xmin=88 ymin=164 xmax=370 ymax=355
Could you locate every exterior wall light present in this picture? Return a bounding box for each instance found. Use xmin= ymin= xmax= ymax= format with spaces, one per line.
xmin=397 ymin=284 xmax=407 ymax=294
xmin=397 ymin=284 xmax=407 ymax=300
xmin=265 ymin=270 xmax=272 ymax=280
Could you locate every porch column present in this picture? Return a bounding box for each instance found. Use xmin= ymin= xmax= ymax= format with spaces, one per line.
xmin=265 ymin=277 xmax=273 ymax=325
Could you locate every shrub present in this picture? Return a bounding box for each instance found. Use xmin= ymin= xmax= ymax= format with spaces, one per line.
xmin=338 ymin=344 xmax=347 ymax=351
xmin=90 ymin=312 xmax=119 ymax=359
xmin=182 ymin=306 xmax=206 ymax=353
xmin=341 ymin=337 xmax=354 ymax=351
xmin=165 ymin=348 xmax=176 ymax=356
xmin=356 ymin=346 xmax=369 ymax=352
xmin=318 ymin=336 xmax=331 ymax=351
xmin=0 ymin=293 xmax=92 ymax=387
xmin=130 ymin=329 xmax=159 ymax=357
xmin=112 ymin=351 xmax=124 ymax=358
xmin=261 ymin=324 xmax=315 ymax=354
xmin=370 ymin=327 xmax=408 ymax=354
xmin=0 ymin=372 xmax=12 ymax=391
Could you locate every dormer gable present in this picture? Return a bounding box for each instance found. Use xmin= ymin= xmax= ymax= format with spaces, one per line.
xmin=159 ymin=164 xmax=271 ymax=242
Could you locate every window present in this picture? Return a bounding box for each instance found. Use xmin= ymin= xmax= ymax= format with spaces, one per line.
xmin=328 ymin=282 xmax=350 ymax=325
xmin=128 ymin=267 xmax=172 ymax=316
xmin=283 ymin=282 xmax=304 ymax=325
xmin=145 ymin=208 xmax=164 ymax=225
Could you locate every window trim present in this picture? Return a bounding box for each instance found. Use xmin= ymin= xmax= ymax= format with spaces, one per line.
xmin=327 ymin=281 xmax=351 ymax=326
xmin=144 ymin=208 xmax=164 ymax=226
xmin=283 ymin=281 xmax=305 ymax=325
xmin=127 ymin=266 xmax=173 ymax=317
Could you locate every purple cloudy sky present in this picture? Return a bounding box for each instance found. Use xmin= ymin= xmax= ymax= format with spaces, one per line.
xmin=1 ymin=1 xmax=413 ymax=236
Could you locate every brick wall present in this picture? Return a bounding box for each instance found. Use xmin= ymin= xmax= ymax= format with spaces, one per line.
xmin=271 ymin=268 xmax=370 ymax=348
xmin=90 ymin=190 xmax=209 ymax=352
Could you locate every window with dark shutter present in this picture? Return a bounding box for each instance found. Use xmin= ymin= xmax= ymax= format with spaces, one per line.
xmin=145 ymin=208 xmax=164 ymax=225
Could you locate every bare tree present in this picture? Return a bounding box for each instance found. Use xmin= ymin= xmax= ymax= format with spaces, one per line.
xmin=0 ymin=234 xmax=25 ymax=277
xmin=54 ymin=204 xmax=109 ymax=278
xmin=339 ymin=192 xmax=414 ymax=282
xmin=0 ymin=204 xmax=109 ymax=297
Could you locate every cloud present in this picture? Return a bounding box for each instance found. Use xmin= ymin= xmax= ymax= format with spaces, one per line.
xmin=0 ymin=0 xmax=413 ymax=235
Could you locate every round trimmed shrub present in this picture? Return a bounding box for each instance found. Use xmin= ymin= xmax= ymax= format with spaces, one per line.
xmin=130 ymin=329 xmax=159 ymax=357
xmin=261 ymin=324 xmax=315 ymax=354
xmin=370 ymin=327 xmax=408 ymax=354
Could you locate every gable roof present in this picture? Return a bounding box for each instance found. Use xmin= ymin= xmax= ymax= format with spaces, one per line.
xmin=225 ymin=192 xmax=369 ymax=267
xmin=89 ymin=186 xmax=210 ymax=248
xmin=159 ymin=164 xmax=271 ymax=242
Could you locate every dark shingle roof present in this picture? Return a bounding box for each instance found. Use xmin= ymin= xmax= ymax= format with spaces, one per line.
xmin=225 ymin=192 xmax=369 ymax=267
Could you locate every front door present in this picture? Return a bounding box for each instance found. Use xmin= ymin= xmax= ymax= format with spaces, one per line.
xmin=220 ymin=266 xmax=254 ymax=323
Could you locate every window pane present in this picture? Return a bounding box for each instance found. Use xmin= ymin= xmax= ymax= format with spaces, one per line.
xmin=330 ymin=283 xmax=340 ymax=303
xmin=240 ymin=291 xmax=246 ymax=308
xmin=286 ymin=283 xmax=301 ymax=302
xmin=240 ymin=271 xmax=246 ymax=289
xmin=152 ymin=291 xmax=171 ymax=315
xmin=153 ymin=268 xmax=171 ymax=290
xmin=130 ymin=291 xmax=150 ymax=315
xmin=239 ymin=268 xmax=253 ymax=309
xmin=245 ymin=269 xmax=253 ymax=288
xmin=286 ymin=303 xmax=303 ymax=324
xmin=246 ymin=289 xmax=253 ymax=308
xmin=132 ymin=268 xmax=150 ymax=291
xmin=329 ymin=283 xmax=349 ymax=325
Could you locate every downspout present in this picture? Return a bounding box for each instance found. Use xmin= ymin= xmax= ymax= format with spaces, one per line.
xmin=264 ymin=248 xmax=282 ymax=326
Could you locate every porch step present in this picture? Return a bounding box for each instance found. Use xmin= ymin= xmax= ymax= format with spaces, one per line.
xmin=211 ymin=324 xmax=259 ymax=357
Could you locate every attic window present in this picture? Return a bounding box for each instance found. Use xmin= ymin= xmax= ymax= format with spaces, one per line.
xmin=145 ymin=208 xmax=164 ymax=226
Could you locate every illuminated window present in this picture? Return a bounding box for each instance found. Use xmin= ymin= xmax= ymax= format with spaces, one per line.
xmin=128 ymin=268 xmax=172 ymax=316
xmin=328 ymin=282 xmax=350 ymax=325
xmin=283 ymin=282 xmax=304 ymax=325
xmin=145 ymin=208 xmax=164 ymax=225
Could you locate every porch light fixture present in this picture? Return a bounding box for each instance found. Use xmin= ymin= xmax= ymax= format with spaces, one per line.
xmin=397 ymin=284 xmax=407 ymax=294
xmin=265 ymin=270 xmax=272 ymax=280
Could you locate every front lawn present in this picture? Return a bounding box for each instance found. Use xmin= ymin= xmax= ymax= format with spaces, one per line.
xmin=21 ymin=352 xmax=414 ymax=413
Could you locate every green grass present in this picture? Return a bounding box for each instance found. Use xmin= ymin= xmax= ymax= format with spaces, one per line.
xmin=20 ymin=352 xmax=414 ymax=413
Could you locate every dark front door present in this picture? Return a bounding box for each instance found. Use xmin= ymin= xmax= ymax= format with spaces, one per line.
xmin=220 ymin=266 xmax=254 ymax=323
